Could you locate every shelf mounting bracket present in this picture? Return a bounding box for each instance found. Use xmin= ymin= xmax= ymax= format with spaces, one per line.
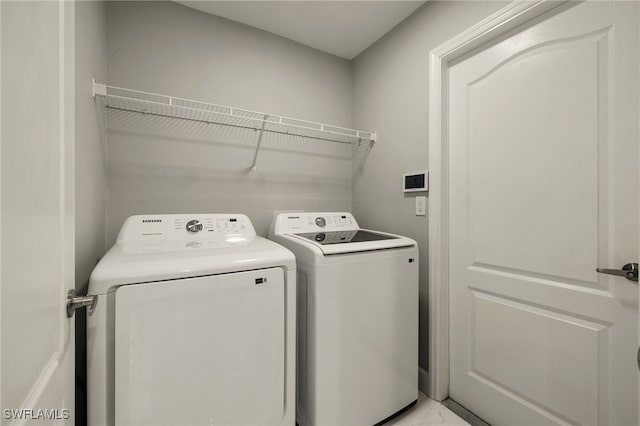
xmin=92 ymin=78 xmax=107 ymax=99
xmin=250 ymin=114 xmax=269 ymax=172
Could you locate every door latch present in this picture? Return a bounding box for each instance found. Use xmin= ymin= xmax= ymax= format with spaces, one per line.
xmin=66 ymin=290 xmax=98 ymax=318
xmin=596 ymin=263 xmax=638 ymax=282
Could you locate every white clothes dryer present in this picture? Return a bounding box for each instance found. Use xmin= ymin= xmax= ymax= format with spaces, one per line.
xmin=87 ymin=214 xmax=295 ymax=426
xmin=269 ymin=212 xmax=418 ymax=426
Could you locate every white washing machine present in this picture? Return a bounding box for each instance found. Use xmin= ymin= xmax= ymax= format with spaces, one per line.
xmin=87 ymin=214 xmax=296 ymax=426
xmin=268 ymin=212 xmax=419 ymax=426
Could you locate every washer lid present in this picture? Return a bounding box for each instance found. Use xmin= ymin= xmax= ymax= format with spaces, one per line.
xmin=294 ymin=229 xmax=398 ymax=245
xmin=88 ymin=214 xmax=295 ymax=295
xmin=287 ymin=229 xmax=415 ymax=255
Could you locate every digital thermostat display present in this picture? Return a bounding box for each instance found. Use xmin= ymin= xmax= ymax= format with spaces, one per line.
xmin=403 ymin=171 xmax=428 ymax=193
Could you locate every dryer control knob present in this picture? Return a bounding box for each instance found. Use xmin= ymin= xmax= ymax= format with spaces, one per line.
xmin=315 ymin=217 xmax=326 ymax=227
xmin=186 ymin=219 xmax=203 ymax=233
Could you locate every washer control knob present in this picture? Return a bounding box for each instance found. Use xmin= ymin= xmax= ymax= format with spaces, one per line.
xmin=315 ymin=217 xmax=326 ymax=227
xmin=186 ymin=219 xmax=203 ymax=233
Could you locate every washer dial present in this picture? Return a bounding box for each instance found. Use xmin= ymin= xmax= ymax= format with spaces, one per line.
xmin=186 ymin=219 xmax=203 ymax=233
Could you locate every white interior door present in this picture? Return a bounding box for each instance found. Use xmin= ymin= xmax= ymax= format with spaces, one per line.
xmin=449 ymin=2 xmax=638 ymax=425
xmin=1 ymin=1 xmax=75 ymax=423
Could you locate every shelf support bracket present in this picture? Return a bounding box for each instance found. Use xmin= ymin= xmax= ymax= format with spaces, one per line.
xmin=92 ymin=78 xmax=107 ymax=99
xmin=250 ymin=114 xmax=269 ymax=172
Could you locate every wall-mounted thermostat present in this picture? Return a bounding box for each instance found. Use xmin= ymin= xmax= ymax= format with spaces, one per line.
xmin=403 ymin=171 xmax=428 ymax=193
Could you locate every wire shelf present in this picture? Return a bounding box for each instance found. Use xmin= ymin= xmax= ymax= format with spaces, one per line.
xmin=93 ymin=81 xmax=376 ymax=145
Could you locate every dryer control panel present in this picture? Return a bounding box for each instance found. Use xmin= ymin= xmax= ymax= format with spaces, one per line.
xmin=272 ymin=212 xmax=359 ymax=235
xmin=117 ymin=214 xmax=256 ymax=243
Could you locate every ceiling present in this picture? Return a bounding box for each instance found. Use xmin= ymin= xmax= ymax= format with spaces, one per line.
xmin=175 ymin=1 xmax=426 ymax=60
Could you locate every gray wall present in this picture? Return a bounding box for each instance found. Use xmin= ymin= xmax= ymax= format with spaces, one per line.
xmin=75 ymin=1 xmax=106 ymax=295
xmin=105 ymin=1 xmax=353 ymax=244
xmin=75 ymin=0 xmax=510 ymax=401
xmin=351 ymin=1 xmax=507 ymax=388
xmin=75 ymin=2 xmax=107 ymax=425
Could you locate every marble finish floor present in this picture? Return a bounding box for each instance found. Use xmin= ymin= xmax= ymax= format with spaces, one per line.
xmin=388 ymin=392 xmax=470 ymax=426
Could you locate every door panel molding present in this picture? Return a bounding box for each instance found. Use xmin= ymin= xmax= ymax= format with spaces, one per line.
xmin=427 ymin=0 xmax=569 ymax=400
xmin=469 ymin=263 xmax=608 ymax=292
xmin=467 ymin=28 xmax=610 ymax=88
xmin=468 ymin=289 xmax=606 ymax=425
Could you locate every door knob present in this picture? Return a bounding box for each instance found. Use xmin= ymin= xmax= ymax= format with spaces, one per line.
xmin=596 ymin=263 xmax=638 ymax=282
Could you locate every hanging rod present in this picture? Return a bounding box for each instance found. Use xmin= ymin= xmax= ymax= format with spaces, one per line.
xmin=92 ymin=80 xmax=376 ymax=146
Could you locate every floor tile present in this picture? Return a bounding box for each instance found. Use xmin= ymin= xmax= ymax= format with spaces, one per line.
xmin=388 ymin=392 xmax=470 ymax=426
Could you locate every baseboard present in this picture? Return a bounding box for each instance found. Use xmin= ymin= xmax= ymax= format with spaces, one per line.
xmin=418 ymin=366 xmax=430 ymax=396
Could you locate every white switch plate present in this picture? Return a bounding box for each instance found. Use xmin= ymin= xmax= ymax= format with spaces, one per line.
xmin=415 ymin=196 xmax=426 ymax=216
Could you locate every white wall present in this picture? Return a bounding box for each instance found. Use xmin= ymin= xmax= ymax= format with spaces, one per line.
xmin=105 ymin=1 xmax=353 ymax=243
xmin=352 ymin=1 xmax=507 ymax=389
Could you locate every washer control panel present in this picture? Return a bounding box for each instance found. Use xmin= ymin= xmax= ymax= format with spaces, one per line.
xmin=273 ymin=212 xmax=359 ymax=234
xmin=118 ymin=214 xmax=256 ymax=243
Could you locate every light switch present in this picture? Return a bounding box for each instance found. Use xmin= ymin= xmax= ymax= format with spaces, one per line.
xmin=415 ymin=196 xmax=426 ymax=216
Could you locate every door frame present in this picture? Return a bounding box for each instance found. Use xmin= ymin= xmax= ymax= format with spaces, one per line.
xmin=427 ymin=0 xmax=569 ymax=401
